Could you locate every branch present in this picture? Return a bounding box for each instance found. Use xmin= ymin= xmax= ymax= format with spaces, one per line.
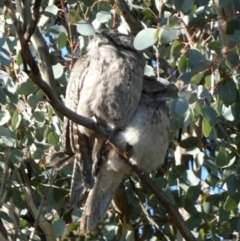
xmin=15 ymin=0 xmax=63 ymax=120
xmin=6 ymin=2 xmax=196 ymax=241
xmin=115 ymin=0 xmax=143 ymax=35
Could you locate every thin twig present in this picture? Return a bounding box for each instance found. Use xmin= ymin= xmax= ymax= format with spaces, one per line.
xmin=29 ymin=169 xmax=56 ymax=241
xmin=24 ymin=0 xmax=41 ymax=41
xmin=115 ymin=0 xmax=143 ymax=35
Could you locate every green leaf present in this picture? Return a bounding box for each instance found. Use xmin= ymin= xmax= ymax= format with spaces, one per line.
xmin=0 ymin=110 xmax=10 ymax=125
xmin=0 ymin=70 xmax=17 ymax=93
xmin=188 ymin=49 xmax=205 ymax=66
xmin=216 ymin=146 xmax=229 ymax=167
xmin=208 ymin=41 xmax=222 ymax=51
xmin=178 ymin=54 xmax=188 ymax=73
xmin=12 ymin=190 xmax=25 ymax=209
xmin=0 ymin=47 xmax=11 ymax=66
xmin=218 ymin=79 xmax=237 ymax=103
xmin=186 ymin=185 xmax=200 ymax=201
xmin=159 ymin=27 xmax=179 ymax=44
xmin=225 ymin=174 xmax=237 ymax=196
xmin=227 ymin=49 xmax=239 ymax=66
xmin=9 ymin=149 xmax=24 ymax=164
xmin=197 ymin=85 xmax=211 ymax=102
xmin=53 ymin=219 xmax=66 ymax=237
xmin=222 ymin=104 xmax=234 ymax=121
xmin=48 ymin=131 xmax=59 ymax=146
xmin=194 ymin=60 xmax=212 ymax=73
xmin=173 ymin=0 xmax=194 ymax=12
xmin=174 ymin=97 xmax=189 ymax=115
xmin=71 ymin=209 xmax=82 ymax=224
xmin=202 ymin=118 xmax=212 ymax=137
xmin=0 ymin=31 xmax=5 ymax=47
xmin=223 ymin=196 xmax=237 ymax=211
xmin=181 ymin=170 xmax=200 ymax=186
xmin=52 ymin=63 xmax=64 ymax=80
xmin=0 ymin=211 xmax=13 ymax=223
xmin=33 ymin=148 xmax=44 ymax=160
xmin=178 ymin=72 xmax=194 ymax=84
xmin=57 ymin=32 xmax=68 ymax=49
xmin=144 ymin=65 xmax=155 ymax=77
xmin=17 ymin=80 xmax=39 ymax=95
xmin=202 ymin=105 xmax=217 ymax=126
xmin=190 ymin=73 xmax=203 ymax=85
xmin=0 ymin=88 xmax=6 ymax=104
xmin=67 ymin=9 xmax=80 ymax=24
xmin=153 ymin=177 xmax=168 ymax=189
xmin=11 ymin=111 xmax=21 ymax=130
xmin=229 ymin=30 xmax=240 ymax=46
xmin=134 ymin=28 xmax=158 ymax=51
xmin=185 ymin=216 xmax=201 ymax=230
xmin=96 ymin=11 xmax=112 ymax=23
xmin=75 ymin=20 xmax=95 ymax=36
xmin=34 ymin=111 xmax=45 ymax=124
xmin=27 ymin=95 xmax=40 ymax=108
xmin=168 ymin=15 xmax=178 ymax=28
xmin=44 ymin=5 xmax=59 ymax=17
xmin=170 ymin=39 xmax=182 ymax=65
xmin=14 ymin=45 xmax=22 ymax=63
xmin=179 ymin=137 xmax=199 ymax=149
xmin=50 ymin=25 xmax=68 ymax=37
xmin=0 ymin=126 xmax=15 ymax=147
xmin=226 ymin=19 xmax=240 ymax=35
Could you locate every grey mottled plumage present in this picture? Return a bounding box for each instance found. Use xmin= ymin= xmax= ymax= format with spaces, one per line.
xmin=51 ymin=32 xmax=145 ymax=206
xmin=80 ymin=93 xmax=170 ymax=234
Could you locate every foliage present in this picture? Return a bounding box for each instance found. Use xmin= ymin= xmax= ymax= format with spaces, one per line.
xmin=0 ymin=0 xmax=240 ymax=240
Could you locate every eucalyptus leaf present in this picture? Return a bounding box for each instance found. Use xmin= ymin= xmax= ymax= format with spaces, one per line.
xmin=44 ymin=5 xmax=59 ymax=17
xmin=223 ymin=196 xmax=237 ymax=211
xmin=0 ymin=31 xmax=5 ymax=47
xmin=218 ymin=79 xmax=237 ymax=103
xmin=159 ymin=27 xmax=179 ymax=44
xmin=134 ymin=28 xmax=158 ymax=51
xmin=96 ymin=11 xmax=112 ymax=23
xmin=9 ymin=149 xmax=24 ymax=164
xmin=0 ymin=110 xmax=10 ymax=125
xmin=75 ymin=20 xmax=95 ymax=36
xmin=188 ymin=49 xmax=205 ymax=66
xmin=53 ymin=219 xmax=66 ymax=237
xmin=0 ymin=89 xmax=6 ymax=104
xmin=0 ymin=211 xmax=13 ymax=223
xmin=17 ymin=80 xmax=39 ymax=95
xmin=174 ymin=97 xmax=189 ymax=115
xmin=48 ymin=131 xmax=59 ymax=146
xmin=0 ymin=47 xmax=11 ymax=66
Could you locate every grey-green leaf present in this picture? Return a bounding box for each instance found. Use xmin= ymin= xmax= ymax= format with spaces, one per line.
xmin=53 ymin=219 xmax=66 ymax=237
xmin=134 ymin=28 xmax=158 ymax=51
xmin=174 ymin=97 xmax=189 ymax=115
xmin=75 ymin=20 xmax=95 ymax=36
xmin=96 ymin=11 xmax=112 ymax=23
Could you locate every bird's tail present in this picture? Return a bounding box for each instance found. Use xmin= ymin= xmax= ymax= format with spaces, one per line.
xmin=69 ymin=156 xmax=89 ymax=208
xmin=80 ymin=161 xmax=126 ymax=234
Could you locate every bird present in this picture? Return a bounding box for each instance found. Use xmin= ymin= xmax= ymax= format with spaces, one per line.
xmin=80 ymin=91 xmax=170 ymax=234
xmin=51 ymin=31 xmax=145 ymax=207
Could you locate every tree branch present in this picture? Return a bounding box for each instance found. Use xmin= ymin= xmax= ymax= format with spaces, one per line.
xmin=115 ymin=0 xmax=143 ymax=35
xmin=16 ymin=0 xmax=63 ymax=120
xmin=6 ymin=2 xmax=196 ymax=240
